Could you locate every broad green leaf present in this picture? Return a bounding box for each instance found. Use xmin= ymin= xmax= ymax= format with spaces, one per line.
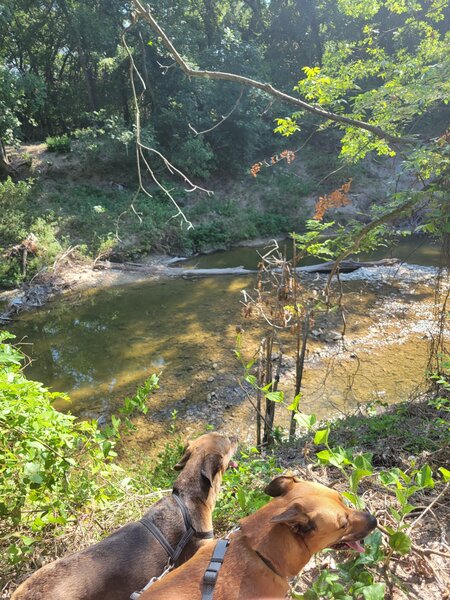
xmin=389 ymin=531 xmax=412 ymax=555
xmin=314 ymin=428 xmax=330 ymax=445
xmin=294 ymin=412 xmax=317 ymax=430
xmin=439 ymin=467 xmax=450 ymax=482
xmin=265 ymin=391 xmax=284 ymax=403
xmin=416 ymin=464 xmax=434 ymax=489
xmin=361 ymin=583 xmax=386 ymax=600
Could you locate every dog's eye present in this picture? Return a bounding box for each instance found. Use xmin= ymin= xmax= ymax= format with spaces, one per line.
xmin=339 ymin=518 xmax=348 ymax=529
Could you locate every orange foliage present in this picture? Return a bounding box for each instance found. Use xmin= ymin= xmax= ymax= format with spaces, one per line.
xmin=314 ymin=179 xmax=352 ymax=221
xmin=250 ymin=149 xmax=296 ymax=177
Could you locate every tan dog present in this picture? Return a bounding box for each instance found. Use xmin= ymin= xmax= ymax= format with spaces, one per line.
xmin=139 ymin=476 xmax=377 ymax=600
xmin=12 ymin=432 xmax=238 ymax=600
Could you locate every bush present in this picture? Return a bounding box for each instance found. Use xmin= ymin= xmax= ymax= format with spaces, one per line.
xmin=0 ymin=178 xmax=31 ymax=246
xmin=172 ymin=137 xmax=215 ymax=179
xmin=0 ymin=332 xmax=122 ymax=565
xmin=45 ymin=134 xmax=71 ymax=153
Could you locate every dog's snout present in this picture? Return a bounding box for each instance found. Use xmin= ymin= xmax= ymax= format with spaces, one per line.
xmin=364 ymin=513 xmax=377 ymax=531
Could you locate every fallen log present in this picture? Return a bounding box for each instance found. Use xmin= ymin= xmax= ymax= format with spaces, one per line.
xmin=94 ymin=258 xmax=399 ymax=277
xmin=294 ymin=258 xmax=400 ymax=273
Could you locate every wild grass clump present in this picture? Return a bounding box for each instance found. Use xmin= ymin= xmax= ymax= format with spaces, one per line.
xmin=45 ymin=135 xmax=71 ymax=154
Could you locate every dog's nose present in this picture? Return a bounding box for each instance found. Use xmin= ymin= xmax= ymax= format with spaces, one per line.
xmin=365 ymin=513 xmax=378 ymax=530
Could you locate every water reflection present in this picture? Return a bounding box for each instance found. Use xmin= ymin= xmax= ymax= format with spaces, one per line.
xmin=12 ymin=276 xmax=253 ymax=414
xmin=178 ymin=235 xmax=442 ymax=270
xmin=9 ymin=238 xmax=441 ymax=422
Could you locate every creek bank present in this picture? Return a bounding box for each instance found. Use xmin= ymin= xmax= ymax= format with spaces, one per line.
xmin=0 ymin=245 xmax=411 ymax=324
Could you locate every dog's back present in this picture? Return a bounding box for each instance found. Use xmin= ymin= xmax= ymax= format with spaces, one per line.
xmin=12 ymin=499 xmax=178 ymax=600
xmin=12 ymin=432 xmax=238 ymax=600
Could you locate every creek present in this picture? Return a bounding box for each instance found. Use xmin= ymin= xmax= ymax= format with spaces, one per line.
xmin=9 ymin=235 xmax=444 ymax=443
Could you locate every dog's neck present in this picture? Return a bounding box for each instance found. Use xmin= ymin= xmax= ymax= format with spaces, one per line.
xmin=239 ymin=505 xmax=312 ymax=578
xmin=173 ymin=465 xmax=221 ymax=534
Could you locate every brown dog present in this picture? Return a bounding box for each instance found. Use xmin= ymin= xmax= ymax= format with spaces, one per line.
xmin=12 ymin=432 xmax=238 ymax=600
xmin=139 ymin=476 xmax=377 ymax=600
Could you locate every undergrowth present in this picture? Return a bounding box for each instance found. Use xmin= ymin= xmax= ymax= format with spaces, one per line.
xmin=0 ymin=175 xmax=297 ymax=289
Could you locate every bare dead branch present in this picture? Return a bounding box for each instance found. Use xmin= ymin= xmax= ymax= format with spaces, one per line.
xmin=122 ymin=29 xmax=214 ymax=231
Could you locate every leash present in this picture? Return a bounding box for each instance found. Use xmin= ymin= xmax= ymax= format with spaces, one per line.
xmin=130 ymin=493 xmax=214 ymax=599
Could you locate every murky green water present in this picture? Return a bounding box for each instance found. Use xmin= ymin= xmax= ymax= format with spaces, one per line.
xmin=9 ymin=236 xmax=440 ymax=426
xmin=11 ymin=276 xmax=253 ymax=415
xmin=178 ymin=235 xmax=442 ymax=269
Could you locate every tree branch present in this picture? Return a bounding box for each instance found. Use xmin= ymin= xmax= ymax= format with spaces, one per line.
xmin=132 ymin=0 xmax=418 ymax=146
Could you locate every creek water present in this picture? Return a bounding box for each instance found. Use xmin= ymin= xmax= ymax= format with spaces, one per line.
xmin=9 ymin=236 xmax=444 ymax=437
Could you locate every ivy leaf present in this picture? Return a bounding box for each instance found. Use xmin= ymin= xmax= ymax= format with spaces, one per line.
xmin=389 ymin=531 xmax=412 ymax=555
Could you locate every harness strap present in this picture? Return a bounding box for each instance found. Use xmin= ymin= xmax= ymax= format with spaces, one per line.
xmin=201 ymin=539 xmax=230 ymax=600
xmin=139 ymin=517 xmax=175 ymax=558
xmin=132 ymin=494 xmax=216 ymax=599
xmin=172 ymin=492 xmax=191 ymax=529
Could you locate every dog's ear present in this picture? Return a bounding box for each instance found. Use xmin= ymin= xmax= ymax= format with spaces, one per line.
xmin=271 ymin=502 xmax=314 ymax=533
xmin=264 ymin=475 xmax=298 ymax=497
xmin=200 ymin=453 xmax=222 ymax=487
xmin=174 ymin=444 xmax=192 ymax=471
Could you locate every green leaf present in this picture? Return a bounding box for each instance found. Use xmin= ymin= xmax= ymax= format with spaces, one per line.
xmin=102 ymin=441 xmax=112 ymax=457
xmin=350 ymin=468 xmax=372 ymax=492
xmin=314 ymin=428 xmax=330 ymax=445
xmin=294 ymin=412 xmax=317 ymax=430
xmin=361 ymin=583 xmax=386 ymax=600
xmin=316 ymin=449 xmax=332 ymax=463
xmin=265 ymin=391 xmax=284 ymax=403
xmin=416 ymin=464 xmax=434 ymax=489
xmin=287 ymin=393 xmax=301 ymax=411
xmin=439 ymin=467 xmax=450 ymax=482
xmin=389 ymin=531 xmax=412 ymax=555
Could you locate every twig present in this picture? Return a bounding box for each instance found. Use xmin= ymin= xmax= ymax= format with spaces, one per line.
xmin=407 ymin=482 xmax=449 ymax=534
xmin=189 ymin=88 xmax=243 ymax=136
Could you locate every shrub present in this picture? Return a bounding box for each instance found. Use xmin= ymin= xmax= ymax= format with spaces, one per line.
xmin=45 ymin=134 xmax=71 ymax=153
xmin=0 ymin=178 xmax=31 ymax=246
xmin=172 ymin=137 xmax=215 ymax=179
xmin=0 ymin=332 xmax=122 ymax=564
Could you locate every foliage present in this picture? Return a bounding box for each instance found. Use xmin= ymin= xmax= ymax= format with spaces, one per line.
xmin=0 ymin=179 xmax=65 ymax=287
xmin=0 ymin=333 xmax=122 ymax=564
xmin=0 ymin=177 xmax=31 ymax=245
xmin=215 ymin=448 xmax=280 ymax=530
xmin=172 ymin=137 xmax=215 ymax=179
xmin=45 ymin=134 xmax=71 ymax=154
xmin=0 ymin=333 xmax=161 ymax=566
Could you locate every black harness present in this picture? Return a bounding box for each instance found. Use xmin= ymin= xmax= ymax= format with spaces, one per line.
xmin=201 ymin=538 xmax=230 ymax=600
xmin=130 ymin=493 xmax=214 ymax=599
xmin=201 ymin=532 xmax=283 ymax=600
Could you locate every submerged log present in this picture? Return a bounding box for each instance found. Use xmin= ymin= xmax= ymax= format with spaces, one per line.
xmin=94 ymin=257 xmax=399 ymax=277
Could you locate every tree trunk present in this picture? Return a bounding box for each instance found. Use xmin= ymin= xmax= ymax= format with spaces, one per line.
xmin=0 ymin=140 xmax=17 ymax=180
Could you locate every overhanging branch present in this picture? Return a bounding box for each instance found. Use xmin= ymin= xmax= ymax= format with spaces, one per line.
xmin=132 ymin=0 xmax=418 ymax=146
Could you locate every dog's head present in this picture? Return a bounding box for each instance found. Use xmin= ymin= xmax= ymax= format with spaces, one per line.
xmin=265 ymin=476 xmax=377 ymax=555
xmin=173 ymin=432 xmax=238 ymax=500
